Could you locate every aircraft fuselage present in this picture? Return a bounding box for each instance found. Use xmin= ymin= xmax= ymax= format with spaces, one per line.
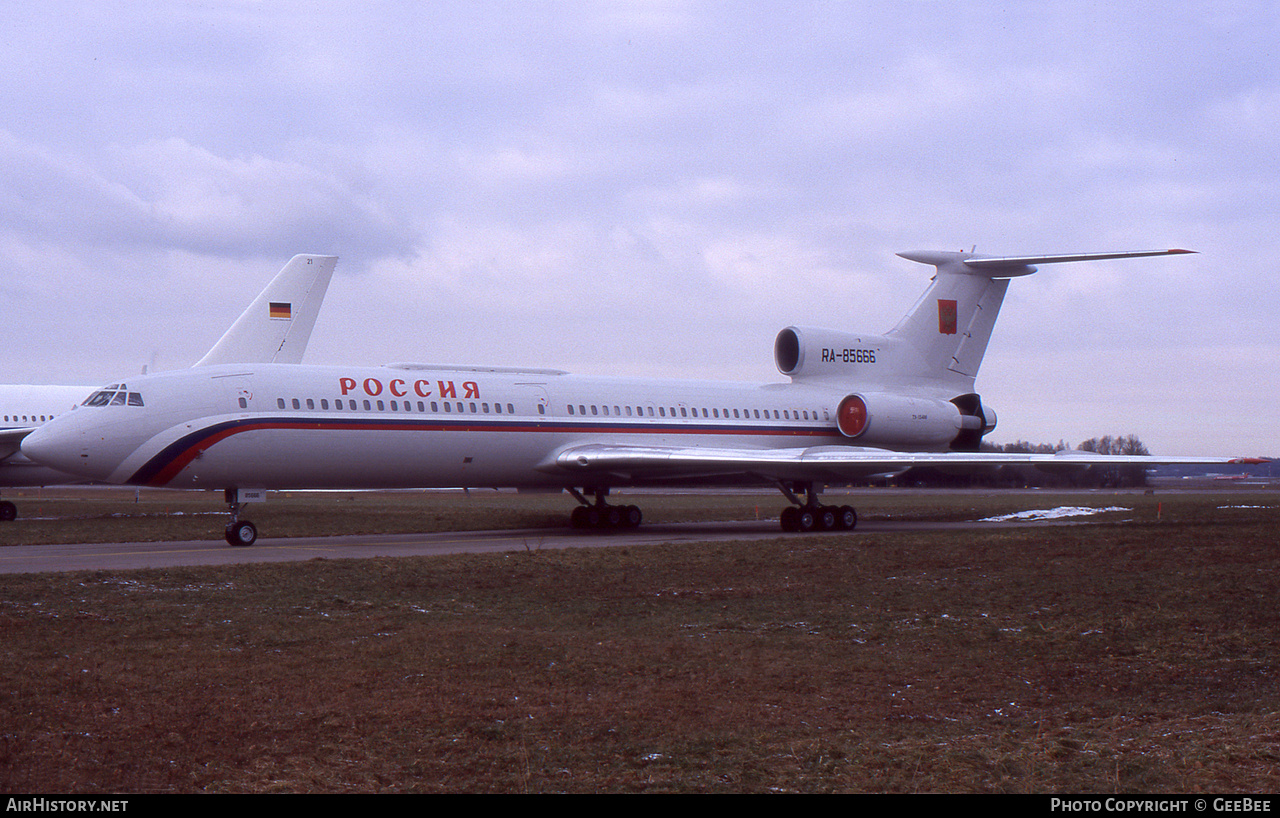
xmin=28 ymin=362 xmax=964 ymax=492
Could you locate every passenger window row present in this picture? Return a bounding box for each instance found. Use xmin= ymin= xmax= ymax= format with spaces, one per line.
xmin=256 ymin=395 xmax=826 ymax=424
xmin=566 ymin=404 xmax=824 ymax=421
xmin=266 ymin=397 xmax=521 ymax=415
xmin=2 ymin=414 xmax=52 ymax=424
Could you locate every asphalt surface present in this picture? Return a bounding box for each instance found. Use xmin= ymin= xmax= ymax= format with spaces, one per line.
xmin=0 ymin=517 xmax=1074 ymax=575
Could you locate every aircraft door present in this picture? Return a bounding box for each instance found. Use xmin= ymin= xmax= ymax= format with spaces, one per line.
xmin=515 ymin=383 xmax=550 ymax=420
xmin=213 ymin=373 xmax=256 ymax=414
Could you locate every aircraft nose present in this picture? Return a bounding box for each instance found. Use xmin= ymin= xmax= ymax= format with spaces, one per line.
xmin=21 ymin=417 xmax=100 ymax=479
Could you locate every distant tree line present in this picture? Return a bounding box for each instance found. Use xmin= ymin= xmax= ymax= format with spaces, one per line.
xmin=894 ymin=434 xmax=1152 ymax=488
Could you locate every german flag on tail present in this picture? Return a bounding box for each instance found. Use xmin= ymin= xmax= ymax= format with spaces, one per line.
xmin=269 ymin=302 xmax=292 ymax=320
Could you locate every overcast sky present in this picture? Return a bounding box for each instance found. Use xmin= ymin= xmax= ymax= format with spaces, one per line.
xmin=2 ymin=1 xmax=1276 ymax=456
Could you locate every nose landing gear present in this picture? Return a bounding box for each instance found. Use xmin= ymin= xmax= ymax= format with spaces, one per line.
xmin=223 ymin=488 xmax=263 ymax=546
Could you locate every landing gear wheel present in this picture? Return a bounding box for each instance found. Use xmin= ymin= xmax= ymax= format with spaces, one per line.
xmin=225 ymin=520 xmax=258 ymax=546
xmin=605 ymin=505 xmax=624 ymax=528
xmin=780 ymin=506 xmax=799 ymax=532
xmin=796 ymin=508 xmax=817 ymax=532
xmin=836 ymin=505 xmax=857 ymax=531
xmin=621 ymin=505 xmax=642 ymax=528
xmin=571 ymin=505 xmax=605 ymax=529
xmin=816 ymin=506 xmax=838 ymax=531
xmin=0 ymin=501 xmax=15 ymax=522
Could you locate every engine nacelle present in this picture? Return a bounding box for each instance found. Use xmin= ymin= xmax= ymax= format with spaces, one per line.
xmin=834 ymin=392 xmax=998 ymax=450
xmin=835 ymin=392 xmax=965 ymax=449
xmin=775 ymin=326 xmax=885 ymax=378
xmin=949 ymin=392 xmax=997 ymax=451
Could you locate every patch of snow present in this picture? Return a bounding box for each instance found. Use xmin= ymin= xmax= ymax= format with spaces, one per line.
xmin=980 ymin=506 xmax=1129 ymax=522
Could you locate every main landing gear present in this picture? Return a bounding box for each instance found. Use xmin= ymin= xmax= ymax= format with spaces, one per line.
xmin=563 ymin=484 xmax=856 ymax=534
xmin=567 ymin=487 xmax=642 ymax=530
xmin=777 ymin=482 xmax=857 ymax=533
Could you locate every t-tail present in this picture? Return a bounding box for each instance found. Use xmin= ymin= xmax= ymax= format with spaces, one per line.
xmin=774 ymin=248 xmax=1194 ymax=449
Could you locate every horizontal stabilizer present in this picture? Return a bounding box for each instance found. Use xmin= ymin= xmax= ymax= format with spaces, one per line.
xmin=898 ymin=249 xmax=1195 ymax=278
xmin=964 ymin=248 xmax=1195 ymax=275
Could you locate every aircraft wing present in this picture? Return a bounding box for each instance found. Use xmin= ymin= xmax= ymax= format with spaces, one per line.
xmin=544 ymin=443 xmax=1265 ymax=484
xmin=0 ymin=428 xmax=31 ymax=462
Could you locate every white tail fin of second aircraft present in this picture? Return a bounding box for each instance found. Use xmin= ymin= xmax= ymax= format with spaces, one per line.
xmin=883 ymin=249 xmax=1194 ymax=391
xmin=194 ymin=254 xmax=338 ymax=368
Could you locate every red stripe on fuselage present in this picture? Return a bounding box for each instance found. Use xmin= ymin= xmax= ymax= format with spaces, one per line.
xmin=138 ymin=417 xmax=838 ymax=487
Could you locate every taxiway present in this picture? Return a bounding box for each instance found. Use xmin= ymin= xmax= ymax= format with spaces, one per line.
xmin=0 ymin=517 xmax=1090 ymax=574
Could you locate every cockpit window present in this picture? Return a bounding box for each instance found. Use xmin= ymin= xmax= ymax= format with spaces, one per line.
xmin=83 ymin=385 xmax=144 ymax=408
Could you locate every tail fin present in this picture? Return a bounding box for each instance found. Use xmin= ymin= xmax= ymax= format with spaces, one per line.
xmin=887 ymin=249 xmax=1193 ymax=389
xmin=194 ymin=254 xmax=338 ymax=367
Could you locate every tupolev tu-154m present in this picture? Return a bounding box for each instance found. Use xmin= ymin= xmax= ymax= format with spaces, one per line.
xmin=20 ymin=248 xmax=1265 ymax=545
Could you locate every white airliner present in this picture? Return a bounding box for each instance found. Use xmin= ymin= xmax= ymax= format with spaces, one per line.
xmin=0 ymin=254 xmax=337 ymax=520
xmin=20 ymin=249 xmax=1263 ymax=546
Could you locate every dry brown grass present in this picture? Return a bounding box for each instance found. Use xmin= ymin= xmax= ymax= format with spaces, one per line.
xmin=1 ymin=491 xmax=1278 ymax=792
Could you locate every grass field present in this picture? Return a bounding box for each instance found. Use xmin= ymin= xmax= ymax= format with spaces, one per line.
xmin=1 ymin=488 xmax=1278 ymax=792
xmin=0 ymin=483 xmax=1258 ymax=545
